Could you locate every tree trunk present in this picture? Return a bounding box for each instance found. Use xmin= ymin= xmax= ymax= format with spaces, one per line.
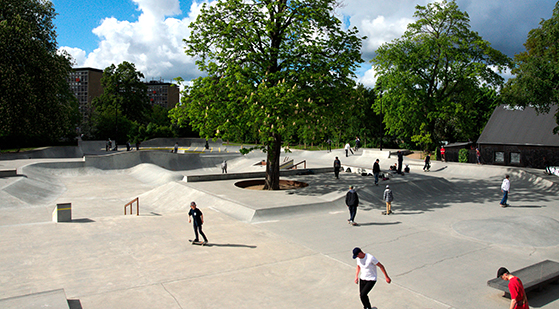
xmin=264 ymin=133 xmax=281 ymax=190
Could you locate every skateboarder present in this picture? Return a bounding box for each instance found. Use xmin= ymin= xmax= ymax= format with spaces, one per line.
xmin=500 ymin=175 xmax=510 ymax=207
xmin=383 ymin=185 xmax=393 ymax=215
xmin=221 ymin=160 xmax=227 ymax=173
xmin=353 ymin=247 xmax=391 ymax=309
xmin=334 ymin=157 xmax=341 ymax=179
xmin=346 ymin=185 xmax=359 ymax=225
xmin=188 ymin=201 xmax=208 ymax=245
xmin=497 ymin=267 xmax=529 ymax=309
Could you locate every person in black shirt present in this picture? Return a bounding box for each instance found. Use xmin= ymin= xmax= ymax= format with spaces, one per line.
xmin=334 ymin=157 xmax=341 ymax=179
xmin=188 ymin=201 xmax=208 ymax=244
xmin=346 ymin=186 xmax=359 ymax=226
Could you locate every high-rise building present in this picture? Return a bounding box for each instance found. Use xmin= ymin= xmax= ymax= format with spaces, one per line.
xmin=67 ymin=67 xmax=103 ymax=122
xmin=146 ymin=80 xmax=180 ymax=109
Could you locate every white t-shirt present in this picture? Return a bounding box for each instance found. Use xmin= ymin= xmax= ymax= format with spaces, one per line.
xmin=501 ymin=178 xmax=510 ymax=191
xmin=356 ymin=253 xmax=379 ymax=281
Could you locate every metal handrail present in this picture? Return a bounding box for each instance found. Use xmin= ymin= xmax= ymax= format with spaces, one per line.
xmin=292 ymin=160 xmax=306 ymax=169
xmin=124 ymin=197 xmax=139 ymax=216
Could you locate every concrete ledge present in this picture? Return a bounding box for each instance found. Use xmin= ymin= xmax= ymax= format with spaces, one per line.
xmin=53 ymin=203 xmax=72 ymax=222
xmin=185 ymin=167 xmax=333 ymax=182
xmin=0 ymin=169 xmax=17 ymax=177
xmin=0 ymin=289 xmax=69 ymax=309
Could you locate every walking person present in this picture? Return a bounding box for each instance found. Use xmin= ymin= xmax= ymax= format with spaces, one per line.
xmin=326 ymin=138 xmax=332 ymax=152
xmin=346 ymin=185 xmax=359 ymax=226
xmin=353 ymin=247 xmax=391 ymax=309
xmin=221 ymin=160 xmax=227 ymax=173
xmin=423 ymin=152 xmax=431 ymax=171
xmin=188 ymin=202 xmax=208 ymax=244
xmin=373 ymin=159 xmax=381 ymax=186
xmin=383 ymin=185 xmax=393 ymax=215
xmin=440 ymin=146 xmax=446 ymax=162
xmin=500 ymin=175 xmax=510 ymax=207
xmin=497 ymin=267 xmax=529 ymax=309
xmin=334 ymin=157 xmax=341 ymax=179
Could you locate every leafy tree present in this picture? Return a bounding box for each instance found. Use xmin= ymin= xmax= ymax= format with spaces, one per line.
xmin=0 ymin=0 xmax=79 ymax=147
xmin=172 ymin=0 xmax=364 ymax=189
xmin=371 ymin=0 xmax=510 ymax=150
xmin=503 ymin=1 xmax=559 ymax=133
xmin=92 ymin=62 xmax=149 ymax=142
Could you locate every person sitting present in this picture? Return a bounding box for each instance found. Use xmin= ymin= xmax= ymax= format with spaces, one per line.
xmin=389 ymin=163 xmax=397 ymax=171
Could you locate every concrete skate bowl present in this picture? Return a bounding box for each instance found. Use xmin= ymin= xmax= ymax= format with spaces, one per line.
xmin=235 ymin=179 xmax=308 ymax=190
xmin=0 ymin=146 xmax=84 ymax=160
xmin=453 ymin=216 xmax=559 ymax=247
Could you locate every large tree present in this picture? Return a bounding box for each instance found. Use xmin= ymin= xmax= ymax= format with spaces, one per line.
xmin=92 ymin=61 xmax=149 ymax=142
xmin=371 ymin=0 xmax=510 ymax=150
xmin=503 ymin=1 xmax=559 ymax=133
xmin=0 ymin=0 xmax=79 ymax=147
xmin=171 ymin=0 xmax=364 ymax=189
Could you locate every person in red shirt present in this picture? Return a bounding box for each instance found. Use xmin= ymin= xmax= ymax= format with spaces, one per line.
xmin=497 ymin=267 xmax=529 ymax=309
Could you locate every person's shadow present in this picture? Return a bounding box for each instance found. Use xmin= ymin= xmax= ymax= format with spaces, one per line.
xmin=202 ymin=243 xmax=257 ymax=248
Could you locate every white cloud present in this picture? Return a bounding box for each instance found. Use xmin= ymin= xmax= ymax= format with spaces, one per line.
xmin=60 ymin=0 xmax=211 ymax=82
xmin=357 ymin=67 xmax=378 ymax=88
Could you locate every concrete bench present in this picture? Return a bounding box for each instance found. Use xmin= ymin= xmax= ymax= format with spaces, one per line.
xmin=487 ymin=260 xmax=559 ymax=297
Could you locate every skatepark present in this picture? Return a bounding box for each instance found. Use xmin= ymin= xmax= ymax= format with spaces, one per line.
xmin=1 ymin=139 xmax=558 ymax=308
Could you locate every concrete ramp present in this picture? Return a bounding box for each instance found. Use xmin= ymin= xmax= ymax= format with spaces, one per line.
xmin=0 ymin=289 xmax=69 ymax=309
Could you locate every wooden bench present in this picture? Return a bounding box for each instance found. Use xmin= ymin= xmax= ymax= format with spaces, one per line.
xmin=487 ymin=260 xmax=559 ymax=297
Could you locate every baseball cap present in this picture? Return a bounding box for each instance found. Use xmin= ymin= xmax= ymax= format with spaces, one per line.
xmin=497 ymin=267 xmax=509 ymax=278
xmin=352 ymin=247 xmax=363 ymax=259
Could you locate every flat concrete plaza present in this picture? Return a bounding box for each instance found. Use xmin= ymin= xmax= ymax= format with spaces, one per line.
xmin=0 ymin=147 xmax=558 ymax=308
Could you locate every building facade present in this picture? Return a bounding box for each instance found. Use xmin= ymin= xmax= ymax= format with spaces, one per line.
xmin=146 ymin=80 xmax=180 ymax=109
xmin=67 ymin=68 xmax=104 ymax=122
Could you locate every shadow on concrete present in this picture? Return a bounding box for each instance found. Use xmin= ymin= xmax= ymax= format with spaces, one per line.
xmin=524 ymin=282 xmax=559 ymax=308
xmin=203 ymin=243 xmax=257 ymax=249
xmin=70 ymin=218 xmax=95 ymax=223
xmin=68 ymin=299 xmax=83 ymax=309
xmin=355 ymin=221 xmax=401 ymax=227
xmin=504 ymin=205 xmax=544 ymax=208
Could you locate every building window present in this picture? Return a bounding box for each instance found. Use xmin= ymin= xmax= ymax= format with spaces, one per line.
xmin=495 ymin=151 xmax=505 ymax=163
xmin=510 ymin=152 xmax=521 ymax=164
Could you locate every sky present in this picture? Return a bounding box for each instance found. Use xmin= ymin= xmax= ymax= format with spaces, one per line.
xmin=53 ymin=0 xmax=557 ymax=87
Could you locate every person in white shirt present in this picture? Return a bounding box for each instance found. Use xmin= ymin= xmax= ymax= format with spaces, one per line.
xmin=353 ymin=247 xmax=391 ymax=309
xmin=500 ymin=175 xmax=510 ymax=207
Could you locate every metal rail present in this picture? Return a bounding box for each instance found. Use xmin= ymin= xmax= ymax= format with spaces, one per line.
xmin=124 ymin=197 xmax=139 ymax=216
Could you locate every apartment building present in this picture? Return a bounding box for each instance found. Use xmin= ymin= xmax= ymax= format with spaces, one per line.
xmin=67 ymin=67 xmax=104 ymax=122
xmin=146 ymin=80 xmax=180 ymax=109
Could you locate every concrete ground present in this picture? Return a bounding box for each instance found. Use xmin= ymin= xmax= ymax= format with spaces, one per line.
xmin=0 ymin=148 xmax=558 ymax=308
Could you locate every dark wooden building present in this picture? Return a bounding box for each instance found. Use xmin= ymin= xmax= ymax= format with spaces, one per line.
xmin=476 ymin=105 xmax=559 ymax=168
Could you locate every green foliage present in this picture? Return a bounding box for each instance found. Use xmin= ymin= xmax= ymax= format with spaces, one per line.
xmin=0 ymin=0 xmax=80 ymax=147
xmin=458 ymin=148 xmax=469 ymax=163
xmin=503 ymin=2 xmax=559 ymax=133
xmin=172 ymin=0 xmax=364 ymax=189
xmin=371 ymin=0 xmax=511 ymax=151
xmin=93 ymin=62 xmax=150 ymax=124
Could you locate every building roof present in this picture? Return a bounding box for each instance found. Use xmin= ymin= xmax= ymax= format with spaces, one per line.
xmin=477 ymin=105 xmax=559 ymax=147
xmin=72 ymin=67 xmax=103 ymax=73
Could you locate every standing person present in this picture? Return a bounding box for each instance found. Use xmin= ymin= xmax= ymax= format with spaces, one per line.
xmin=476 ymin=147 xmax=481 ymax=164
xmin=326 ymin=138 xmax=332 ymax=152
xmin=345 ymin=142 xmax=353 ymax=157
xmin=373 ymin=159 xmax=381 ymax=186
xmin=383 ymin=185 xmax=393 ymax=215
xmin=440 ymin=146 xmax=446 ymax=162
xmin=188 ymin=202 xmax=208 ymax=244
xmin=397 ymin=151 xmax=403 ymax=174
xmin=173 ymin=142 xmax=179 ymax=153
xmin=497 ymin=267 xmax=529 ymax=309
xmin=500 ymin=175 xmax=510 ymax=207
xmin=334 ymin=157 xmax=342 ymax=179
xmin=423 ymin=152 xmax=431 ymax=171
xmin=135 ymin=141 xmax=140 ymax=151
xmin=353 ymin=247 xmax=391 ymax=309
xmin=221 ymin=160 xmax=227 ymax=173
xmin=346 ymin=185 xmax=359 ymax=226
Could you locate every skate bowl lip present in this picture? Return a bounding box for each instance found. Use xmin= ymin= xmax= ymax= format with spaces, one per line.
xmin=234 ymin=179 xmax=309 ymax=190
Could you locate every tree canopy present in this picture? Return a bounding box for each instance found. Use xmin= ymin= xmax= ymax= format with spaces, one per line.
xmin=171 ymin=0 xmax=364 ymax=189
xmin=92 ymin=61 xmax=149 ymax=142
xmin=371 ymin=0 xmax=510 ymax=150
xmin=503 ymin=1 xmax=559 ymax=133
xmin=0 ymin=0 xmax=79 ymax=147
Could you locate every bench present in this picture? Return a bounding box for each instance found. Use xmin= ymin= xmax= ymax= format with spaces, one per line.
xmin=487 ymin=260 xmax=559 ymax=297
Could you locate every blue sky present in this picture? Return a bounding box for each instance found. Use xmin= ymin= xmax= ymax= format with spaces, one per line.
xmin=54 ymin=0 xmax=557 ymax=86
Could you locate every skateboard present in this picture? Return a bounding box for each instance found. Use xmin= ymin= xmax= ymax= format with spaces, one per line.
xmin=189 ymin=240 xmax=207 ymax=246
xmin=381 ymin=211 xmax=394 ymax=215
